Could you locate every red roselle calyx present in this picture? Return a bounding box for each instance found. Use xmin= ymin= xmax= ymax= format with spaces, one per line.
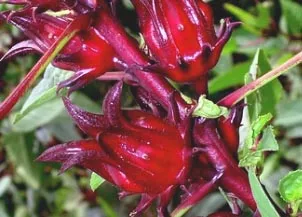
xmin=131 ymin=0 xmax=239 ymax=82
xmin=0 ymin=0 xmax=263 ymax=216
xmin=0 ymin=11 xmax=117 ymax=92
xmin=37 ymin=82 xmax=191 ymax=216
xmin=194 ymin=119 xmax=257 ymax=211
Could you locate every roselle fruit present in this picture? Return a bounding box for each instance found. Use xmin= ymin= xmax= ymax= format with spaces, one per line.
xmin=37 ymin=82 xmax=191 ymax=216
xmin=131 ymin=0 xmax=239 ymax=82
xmin=0 ymin=11 xmax=117 ymax=91
xmin=0 ymin=0 xmax=263 ymax=215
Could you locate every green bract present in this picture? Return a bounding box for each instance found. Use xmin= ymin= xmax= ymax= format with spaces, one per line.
xmin=193 ymin=95 xmax=228 ymax=119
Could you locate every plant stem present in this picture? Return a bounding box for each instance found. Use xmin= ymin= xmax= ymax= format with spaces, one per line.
xmin=0 ymin=16 xmax=89 ymax=120
xmin=218 ymin=51 xmax=302 ymax=107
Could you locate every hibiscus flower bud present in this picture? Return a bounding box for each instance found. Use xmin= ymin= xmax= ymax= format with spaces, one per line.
xmin=131 ymin=0 xmax=239 ymax=82
xmin=0 ymin=11 xmax=116 ymax=91
xmin=37 ymin=81 xmax=191 ymax=216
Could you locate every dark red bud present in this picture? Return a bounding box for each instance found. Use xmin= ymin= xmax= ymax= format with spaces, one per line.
xmin=131 ymin=0 xmax=239 ymax=82
xmin=38 ymin=82 xmax=191 ymax=216
xmin=194 ymin=120 xmax=257 ymax=211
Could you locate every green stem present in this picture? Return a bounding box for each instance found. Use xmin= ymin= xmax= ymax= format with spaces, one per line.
xmin=0 ymin=16 xmax=88 ymax=120
xmin=218 ymin=51 xmax=302 ymax=107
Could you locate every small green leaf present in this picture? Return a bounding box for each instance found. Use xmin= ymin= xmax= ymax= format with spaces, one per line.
xmin=279 ymin=170 xmax=302 ymax=216
xmin=246 ymin=113 xmax=273 ymax=148
xmin=258 ymin=126 xmax=279 ymax=152
xmin=193 ymin=95 xmax=228 ymax=119
xmin=248 ymin=169 xmax=280 ymax=217
xmin=279 ymin=170 xmax=302 ymax=203
xmin=239 ymin=113 xmax=275 ymax=167
xmin=239 ymin=151 xmax=263 ymax=168
xmin=90 ymin=172 xmax=105 ymax=192
xmin=14 ymin=64 xmax=73 ymax=123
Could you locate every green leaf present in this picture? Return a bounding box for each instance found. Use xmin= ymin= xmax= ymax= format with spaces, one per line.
xmin=11 ymin=91 xmax=100 ymax=133
xmin=224 ymin=3 xmax=271 ymax=34
xmin=248 ymin=169 xmax=281 ymax=217
xmin=3 ymin=133 xmax=42 ymax=189
xmin=280 ymin=0 xmax=302 ymax=36
xmin=254 ymin=2 xmax=271 ymax=29
xmin=12 ymin=97 xmax=66 ymax=132
xmin=97 ymin=198 xmax=118 ymax=217
xmin=275 ymin=100 xmax=302 ymax=127
xmin=209 ymin=61 xmax=251 ymax=94
xmin=258 ymin=126 xmax=279 ymax=152
xmin=239 ymin=151 xmax=263 ymax=168
xmin=14 ymin=64 xmax=73 ymax=123
xmin=193 ymin=95 xmax=228 ymax=119
xmin=246 ymin=49 xmax=283 ymax=121
xmin=90 ymin=172 xmax=105 ymax=192
xmin=279 ymin=170 xmax=302 ymax=203
xmin=279 ymin=170 xmax=302 ymax=216
xmin=224 ymin=3 xmax=260 ymax=34
xmin=246 ymin=113 xmax=273 ymax=148
xmin=239 ymin=113 xmax=275 ymax=167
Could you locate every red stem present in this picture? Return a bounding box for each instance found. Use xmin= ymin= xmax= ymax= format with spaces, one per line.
xmin=218 ymin=51 xmax=302 ymax=107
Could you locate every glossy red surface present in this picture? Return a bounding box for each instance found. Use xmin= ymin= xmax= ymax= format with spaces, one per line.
xmin=2 ymin=12 xmax=116 ymax=90
xmin=38 ymin=82 xmax=190 ymax=214
xmin=131 ymin=0 xmax=237 ymax=82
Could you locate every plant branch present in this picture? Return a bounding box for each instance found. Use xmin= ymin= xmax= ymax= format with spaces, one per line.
xmin=218 ymin=51 xmax=302 ymax=107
